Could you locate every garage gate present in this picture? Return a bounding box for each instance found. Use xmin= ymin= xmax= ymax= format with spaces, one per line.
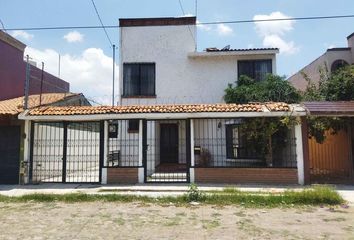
xmin=30 ymin=122 xmax=103 ymax=183
xmin=0 ymin=126 xmax=21 ymax=184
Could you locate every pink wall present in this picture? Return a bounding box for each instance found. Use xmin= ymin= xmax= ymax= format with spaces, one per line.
xmin=0 ymin=38 xmax=69 ymax=100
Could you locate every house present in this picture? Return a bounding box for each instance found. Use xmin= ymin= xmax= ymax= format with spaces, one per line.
xmin=0 ymin=30 xmax=90 ymax=184
xmin=0 ymin=30 xmax=69 ymax=100
xmin=0 ymin=93 xmax=90 ymax=184
xmin=18 ymin=17 xmax=309 ymax=185
xmin=288 ymin=32 xmax=354 ymax=91
xmin=119 ymin=17 xmax=278 ymax=105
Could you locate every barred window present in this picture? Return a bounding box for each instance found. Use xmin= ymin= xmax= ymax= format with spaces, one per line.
xmin=123 ymin=63 xmax=155 ymax=96
xmin=238 ymin=59 xmax=272 ymax=81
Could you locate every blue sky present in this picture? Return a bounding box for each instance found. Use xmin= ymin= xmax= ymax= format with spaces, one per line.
xmin=1 ymin=0 xmax=354 ymax=104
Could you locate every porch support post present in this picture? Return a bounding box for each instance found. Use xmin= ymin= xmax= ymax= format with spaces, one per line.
xmin=138 ymin=119 xmax=144 ymax=183
xmin=23 ymin=120 xmax=31 ymax=184
xmin=346 ymin=121 xmax=354 ymax=180
xmin=101 ymin=121 xmax=108 ymax=184
xmin=295 ymin=118 xmax=305 ymax=185
xmin=301 ymin=117 xmax=310 ymax=184
xmin=189 ymin=119 xmax=195 ymax=183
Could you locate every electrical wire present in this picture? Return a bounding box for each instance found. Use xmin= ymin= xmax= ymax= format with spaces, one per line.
xmin=3 ymin=14 xmax=354 ymax=31
xmin=177 ymin=0 xmax=195 ymax=45
xmin=90 ymin=0 xmax=113 ymax=46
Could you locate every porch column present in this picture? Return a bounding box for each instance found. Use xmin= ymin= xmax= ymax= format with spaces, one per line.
xmin=138 ymin=119 xmax=144 ymax=183
xmin=101 ymin=121 xmax=108 ymax=184
xmin=23 ymin=120 xmax=31 ymax=184
xmin=295 ymin=118 xmax=305 ymax=185
xmin=301 ymin=117 xmax=310 ymax=184
xmin=190 ymin=119 xmax=195 ymax=183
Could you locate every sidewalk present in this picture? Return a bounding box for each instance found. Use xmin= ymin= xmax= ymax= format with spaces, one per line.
xmin=0 ymin=183 xmax=353 ymax=204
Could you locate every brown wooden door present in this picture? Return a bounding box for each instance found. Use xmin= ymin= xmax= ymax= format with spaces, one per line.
xmin=160 ymin=124 xmax=179 ymax=163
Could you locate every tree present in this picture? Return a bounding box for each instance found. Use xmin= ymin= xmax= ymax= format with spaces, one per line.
xmin=223 ymin=74 xmax=300 ymax=163
xmin=224 ymin=74 xmax=301 ymax=104
xmin=302 ymin=64 xmax=354 ymax=101
xmin=302 ymin=65 xmax=354 ymax=143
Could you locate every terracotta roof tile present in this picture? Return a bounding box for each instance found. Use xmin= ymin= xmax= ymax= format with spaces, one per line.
xmin=0 ymin=93 xmax=77 ymax=115
xmin=303 ymin=101 xmax=354 ymax=116
xmin=27 ymin=102 xmax=290 ymax=116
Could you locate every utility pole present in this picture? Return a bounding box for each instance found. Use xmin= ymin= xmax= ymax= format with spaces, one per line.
xmin=39 ymin=62 xmax=44 ymax=106
xmin=24 ymin=55 xmax=30 ymax=109
xmin=112 ymin=44 xmax=116 ymax=106
xmin=58 ymin=53 xmax=61 ymax=78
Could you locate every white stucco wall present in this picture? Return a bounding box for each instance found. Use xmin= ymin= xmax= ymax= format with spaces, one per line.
xmin=119 ymin=24 xmax=277 ymax=105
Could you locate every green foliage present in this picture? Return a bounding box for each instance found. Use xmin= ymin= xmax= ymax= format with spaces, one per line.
xmin=224 ymin=74 xmax=301 ymax=104
xmin=322 ymin=65 xmax=354 ymax=101
xmin=0 ymin=186 xmax=344 ymax=207
xmin=184 ymin=183 xmax=206 ymax=202
xmin=302 ymin=65 xmax=354 ymax=142
xmin=243 ymin=117 xmax=298 ymax=159
xmin=303 ymin=64 xmax=354 ymax=102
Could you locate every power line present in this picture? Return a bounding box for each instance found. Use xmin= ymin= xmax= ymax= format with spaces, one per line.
xmin=178 ymin=0 xmax=186 ymax=15
xmin=90 ymin=0 xmax=113 ymax=46
xmin=3 ymin=14 xmax=354 ymax=31
xmin=0 ymin=19 xmax=6 ymax=32
xmin=177 ymin=0 xmax=195 ymax=47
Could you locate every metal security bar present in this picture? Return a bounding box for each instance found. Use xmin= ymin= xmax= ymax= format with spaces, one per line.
xmin=193 ymin=118 xmax=297 ymax=168
xmin=65 ymin=122 xmax=100 ymax=182
xmin=31 ymin=122 xmax=64 ymax=182
xmin=30 ymin=121 xmax=101 ymax=183
xmin=144 ymin=120 xmax=189 ymax=183
xmin=106 ymin=120 xmax=140 ymax=167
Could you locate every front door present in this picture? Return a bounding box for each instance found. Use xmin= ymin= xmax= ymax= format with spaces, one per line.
xmin=160 ymin=124 xmax=178 ymax=163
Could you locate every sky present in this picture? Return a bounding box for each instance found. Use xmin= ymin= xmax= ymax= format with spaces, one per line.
xmin=1 ymin=0 xmax=354 ymax=104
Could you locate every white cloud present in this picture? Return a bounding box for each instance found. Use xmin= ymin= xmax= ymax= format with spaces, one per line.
xmin=10 ymin=30 xmax=34 ymax=40
xmin=24 ymin=47 xmax=118 ymax=105
xmin=263 ymin=34 xmax=299 ymax=55
xmin=216 ymin=24 xmax=233 ymax=36
xmin=253 ymin=11 xmax=298 ymax=55
xmin=63 ymin=31 xmax=84 ymax=43
xmin=196 ymin=20 xmax=212 ymax=31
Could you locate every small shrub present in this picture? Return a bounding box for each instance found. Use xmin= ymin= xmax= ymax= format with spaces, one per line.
xmin=185 ymin=183 xmax=206 ymax=202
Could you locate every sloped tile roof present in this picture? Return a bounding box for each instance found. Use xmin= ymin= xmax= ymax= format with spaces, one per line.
xmin=205 ymin=47 xmax=279 ymax=52
xmin=0 ymin=93 xmax=77 ymax=115
xmin=303 ymin=101 xmax=354 ymax=116
xmin=27 ymin=102 xmax=290 ymax=116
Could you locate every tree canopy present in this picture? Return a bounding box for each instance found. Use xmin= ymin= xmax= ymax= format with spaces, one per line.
xmin=303 ymin=64 xmax=354 ymax=101
xmin=224 ymin=74 xmax=301 ymax=104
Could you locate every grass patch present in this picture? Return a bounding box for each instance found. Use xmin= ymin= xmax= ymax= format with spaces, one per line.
xmin=0 ymin=186 xmax=344 ymax=207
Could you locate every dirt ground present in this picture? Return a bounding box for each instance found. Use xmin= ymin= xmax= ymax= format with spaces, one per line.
xmin=0 ymin=202 xmax=353 ymax=240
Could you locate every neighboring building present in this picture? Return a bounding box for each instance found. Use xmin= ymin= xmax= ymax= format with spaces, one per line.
xmin=119 ymin=17 xmax=278 ymax=105
xmin=0 ymin=93 xmax=90 ymax=184
xmin=0 ymin=30 xmax=69 ymax=101
xmin=289 ymin=32 xmax=354 ymax=91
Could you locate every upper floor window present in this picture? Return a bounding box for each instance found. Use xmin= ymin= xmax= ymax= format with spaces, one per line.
xmin=331 ymin=59 xmax=348 ymax=73
xmin=237 ymin=59 xmax=272 ymax=82
xmin=123 ymin=63 xmax=155 ymax=97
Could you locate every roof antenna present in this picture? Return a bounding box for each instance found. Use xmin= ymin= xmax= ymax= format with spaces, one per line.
xmin=221 ymin=45 xmax=230 ymax=51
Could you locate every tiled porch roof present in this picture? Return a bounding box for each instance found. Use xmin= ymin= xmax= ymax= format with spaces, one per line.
xmin=0 ymin=93 xmax=78 ymax=115
xmin=27 ymin=102 xmax=290 ymax=116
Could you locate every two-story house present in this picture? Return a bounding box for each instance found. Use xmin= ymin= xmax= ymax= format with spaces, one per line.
xmin=119 ymin=17 xmax=278 ymax=106
xmin=19 ymin=17 xmax=307 ymax=185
